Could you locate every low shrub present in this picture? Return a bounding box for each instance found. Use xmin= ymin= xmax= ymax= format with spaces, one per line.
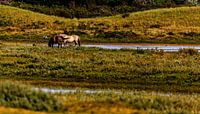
xmin=179 ymin=32 xmax=200 ymax=37
xmin=167 ymin=32 xmax=175 ymax=35
xmin=121 ymin=13 xmax=130 ymax=18
xmin=0 ymin=20 xmax=13 ymax=26
xmin=95 ymin=31 xmax=138 ymax=39
xmin=178 ymin=48 xmax=198 ymax=55
xmin=0 ymin=81 xmax=62 ymax=112
xmin=150 ymin=24 xmax=161 ymax=28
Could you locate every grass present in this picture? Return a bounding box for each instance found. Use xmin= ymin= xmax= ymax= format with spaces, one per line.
xmin=0 ymin=107 xmax=46 ymax=114
xmin=0 ymin=44 xmax=199 ymax=93
xmin=0 ymin=81 xmax=199 ymax=114
xmin=0 ymin=81 xmax=62 ymax=112
xmin=61 ymin=91 xmax=200 ymax=114
xmin=1 ymin=5 xmax=200 ymax=43
xmin=1 ymin=5 xmax=200 ymax=113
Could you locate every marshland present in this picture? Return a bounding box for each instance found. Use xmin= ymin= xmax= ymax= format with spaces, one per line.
xmin=0 ymin=1 xmax=200 ymax=113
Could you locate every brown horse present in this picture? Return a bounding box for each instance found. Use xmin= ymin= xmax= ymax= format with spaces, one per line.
xmin=47 ymin=34 xmax=64 ymax=48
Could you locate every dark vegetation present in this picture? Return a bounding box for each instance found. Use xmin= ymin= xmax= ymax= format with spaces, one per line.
xmin=3 ymin=0 xmax=200 ymax=18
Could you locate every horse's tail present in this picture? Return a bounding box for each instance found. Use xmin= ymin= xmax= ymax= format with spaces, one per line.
xmin=78 ymin=38 xmax=81 ymax=46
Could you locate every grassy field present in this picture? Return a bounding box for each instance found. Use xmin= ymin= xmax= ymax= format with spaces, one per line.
xmin=1 ymin=5 xmax=200 ymax=43
xmin=0 ymin=81 xmax=199 ymax=114
xmin=1 ymin=5 xmax=200 ymax=114
xmin=0 ymin=43 xmax=199 ymax=93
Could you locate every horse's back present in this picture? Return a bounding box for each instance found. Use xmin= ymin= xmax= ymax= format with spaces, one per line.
xmin=71 ymin=35 xmax=80 ymax=40
xmin=59 ymin=34 xmax=69 ymax=39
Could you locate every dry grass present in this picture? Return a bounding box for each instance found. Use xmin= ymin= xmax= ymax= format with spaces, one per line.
xmin=0 ymin=107 xmax=46 ymax=114
xmin=1 ymin=5 xmax=200 ymax=43
xmin=61 ymin=91 xmax=200 ymax=114
xmin=64 ymin=101 xmax=140 ymax=114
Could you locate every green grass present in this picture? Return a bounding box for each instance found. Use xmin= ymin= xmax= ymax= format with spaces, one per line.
xmin=62 ymin=90 xmax=200 ymax=114
xmin=0 ymin=44 xmax=199 ymax=93
xmin=0 ymin=81 xmax=199 ymax=114
xmin=1 ymin=5 xmax=200 ymax=43
xmin=0 ymin=81 xmax=62 ymax=112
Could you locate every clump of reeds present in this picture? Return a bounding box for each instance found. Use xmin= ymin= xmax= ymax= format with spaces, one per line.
xmin=178 ymin=48 xmax=198 ymax=55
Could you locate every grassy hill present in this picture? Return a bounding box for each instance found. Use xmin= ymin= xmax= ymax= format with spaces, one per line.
xmin=1 ymin=5 xmax=200 ymax=43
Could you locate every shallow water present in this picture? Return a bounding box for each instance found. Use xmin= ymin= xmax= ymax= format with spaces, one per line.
xmin=34 ymin=87 xmax=173 ymax=96
xmin=83 ymin=44 xmax=200 ymax=52
xmin=4 ymin=42 xmax=200 ymax=52
xmin=34 ymin=87 xmax=120 ymax=94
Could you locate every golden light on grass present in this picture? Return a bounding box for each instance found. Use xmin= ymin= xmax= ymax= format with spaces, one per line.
xmin=0 ymin=107 xmax=46 ymax=114
xmin=1 ymin=5 xmax=200 ymax=38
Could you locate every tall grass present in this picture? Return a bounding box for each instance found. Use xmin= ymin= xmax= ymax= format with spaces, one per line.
xmin=0 ymin=81 xmax=62 ymax=112
xmin=0 ymin=81 xmax=199 ymax=113
xmin=62 ymin=90 xmax=200 ymax=114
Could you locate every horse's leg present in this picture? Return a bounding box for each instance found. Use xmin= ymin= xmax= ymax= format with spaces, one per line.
xmin=59 ymin=42 xmax=63 ymax=48
xmin=64 ymin=41 xmax=67 ymax=47
xmin=60 ymin=43 xmax=62 ymax=48
xmin=57 ymin=43 xmax=60 ymax=48
xmin=74 ymin=41 xmax=77 ymax=46
xmin=78 ymin=38 xmax=81 ymax=46
xmin=49 ymin=42 xmax=53 ymax=47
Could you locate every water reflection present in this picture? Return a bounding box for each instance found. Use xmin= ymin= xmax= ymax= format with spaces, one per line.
xmin=34 ymin=87 xmax=174 ymax=96
xmin=83 ymin=44 xmax=200 ymax=52
xmin=34 ymin=88 xmax=120 ymax=94
xmin=5 ymin=42 xmax=200 ymax=52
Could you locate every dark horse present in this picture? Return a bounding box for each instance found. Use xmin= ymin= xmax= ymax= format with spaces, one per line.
xmin=47 ymin=34 xmax=64 ymax=48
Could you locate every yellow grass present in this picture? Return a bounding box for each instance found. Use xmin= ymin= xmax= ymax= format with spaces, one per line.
xmin=63 ymin=102 xmax=140 ymax=114
xmin=0 ymin=107 xmax=46 ymax=114
xmin=1 ymin=5 xmax=200 ymax=41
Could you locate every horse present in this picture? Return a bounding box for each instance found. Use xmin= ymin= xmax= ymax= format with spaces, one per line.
xmin=59 ymin=34 xmax=81 ymax=46
xmin=47 ymin=34 xmax=64 ymax=48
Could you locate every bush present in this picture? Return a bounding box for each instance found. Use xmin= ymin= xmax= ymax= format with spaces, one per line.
xmin=150 ymin=24 xmax=161 ymax=28
xmin=0 ymin=20 xmax=13 ymax=26
xmin=0 ymin=81 xmax=62 ymax=112
xmin=95 ymin=31 xmax=138 ymax=39
xmin=121 ymin=13 xmax=130 ymax=18
xmin=179 ymin=32 xmax=200 ymax=37
xmin=178 ymin=48 xmax=198 ymax=55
